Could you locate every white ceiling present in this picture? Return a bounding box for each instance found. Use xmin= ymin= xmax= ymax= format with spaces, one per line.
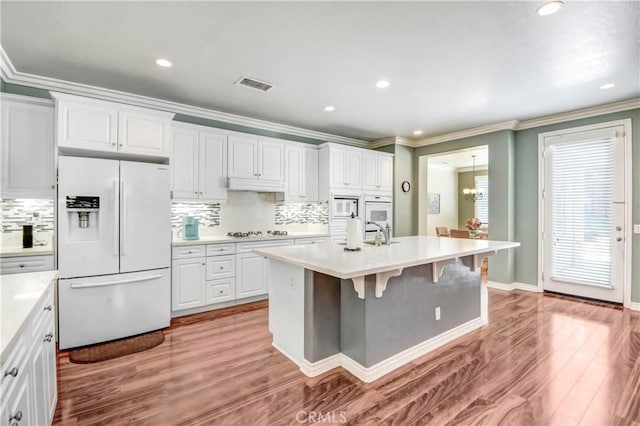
xmin=1 ymin=1 xmax=638 ymax=142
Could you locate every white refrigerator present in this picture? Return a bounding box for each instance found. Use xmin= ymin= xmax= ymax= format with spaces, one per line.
xmin=57 ymin=156 xmax=171 ymax=350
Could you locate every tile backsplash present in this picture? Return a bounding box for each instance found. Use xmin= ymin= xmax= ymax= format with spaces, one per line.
xmin=0 ymin=199 xmax=55 ymax=233
xmin=171 ymin=202 xmax=221 ymax=228
xmin=275 ymin=202 xmax=328 ymax=225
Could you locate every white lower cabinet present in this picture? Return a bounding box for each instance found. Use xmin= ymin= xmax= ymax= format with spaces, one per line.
xmin=1 ymin=285 xmax=56 ymax=426
xmin=236 ymin=253 xmax=267 ymax=298
xmin=171 ymin=243 xmax=237 ymax=312
xmin=171 ymin=257 xmax=206 ymax=311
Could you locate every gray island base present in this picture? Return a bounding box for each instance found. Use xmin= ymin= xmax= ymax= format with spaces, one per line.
xmin=254 ymin=236 xmax=519 ymax=382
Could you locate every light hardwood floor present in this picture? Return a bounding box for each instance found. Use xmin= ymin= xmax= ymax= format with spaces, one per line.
xmin=54 ymin=290 xmax=640 ymax=425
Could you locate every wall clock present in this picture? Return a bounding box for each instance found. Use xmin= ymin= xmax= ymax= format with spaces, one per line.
xmin=401 ymin=181 xmax=411 ymax=192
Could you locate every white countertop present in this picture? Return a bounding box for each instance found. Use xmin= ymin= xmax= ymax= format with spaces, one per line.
xmin=253 ymin=236 xmax=520 ymax=279
xmin=1 ymin=270 xmax=58 ymax=360
xmin=0 ymin=245 xmax=55 ymax=258
xmin=172 ymin=233 xmax=330 ymax=246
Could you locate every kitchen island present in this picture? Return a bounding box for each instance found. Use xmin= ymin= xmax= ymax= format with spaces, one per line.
xmin=254 ymin=236 xmax=519 ymax=382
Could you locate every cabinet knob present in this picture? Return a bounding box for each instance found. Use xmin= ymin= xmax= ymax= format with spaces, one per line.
xmin=18 ymin=264 xmax=25 ymax=268
xmin=51 ymin=184 xmax=56 ymax=189
xmin=44 ymin=304 xmax=53 ymax=311
xmin=9 ymin=411 xmax=22 ymax=422
xmin=218 ymin=248 xmax=224 ymax=251
xmin=44 ymin=332 xmax=54 ymax=342
xmin=119 ymin=143 xmax=123 ymax=147
xmin=200 ymin=192 xmax=203 ymax=195
xmin=219 ymin=266 xmax=224 ymax=270
xmin=112 ymin=142 xmax=116 ymax=146
xmin=219 ymin=290 xmax=224 ymax=294
xmin=202 ymin=262 xmax=206 ymax=266
xmin=194 ymin=191 xmax=198 ymax=194
xmin=4 ymin=367 xmax=18 ymax=378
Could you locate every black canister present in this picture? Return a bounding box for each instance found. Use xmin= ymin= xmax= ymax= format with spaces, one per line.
xmin=22 ymin=225 xmax=33 ymax=248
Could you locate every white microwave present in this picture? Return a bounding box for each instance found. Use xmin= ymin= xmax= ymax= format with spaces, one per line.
xmin=332 ymin=196 xmax=359 ymax=219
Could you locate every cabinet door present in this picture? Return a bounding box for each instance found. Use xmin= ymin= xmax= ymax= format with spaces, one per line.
xmin=377 ymin=155 xmax=394 ymax=192
xmin=236 ymin=253 xmax=267 ymax=298
xmin=199 ymin=131 xmax=227 ymax=201
xmin=1 ymin=100 xmax=55 ymax=198
xmin=346 ymin=150 xmax=362 ymax=189
xmin=303 ymin=147 xmax=319 ymax=201
xmin=30 ymin=331 xmax=47 ymax=426
xmin=228 ymin=136 xmax=257 ymax=179
xmin=43 ymin=308 xmax=57 ymax=423
xmin=258 ymin=140 xmax=285 ymax=182
xmin=284 ymin=145 xmax=303 ymax=201
xmin=1 ymin=365 xmax=32 ymax=426
xmin=118 ymin=109 xmax=171 ymax=157
xmin=57 ymin=100 xmax=118 ymax=152
xmin=329 ymin=147 xmax=347 ymax=188
xmin=171 ymin=258 xmax=206 ymax=311
xmin=362 ymin=152 xmax=378 ymax=191
xmin=171 ymin=127 xmax=199 ymax=199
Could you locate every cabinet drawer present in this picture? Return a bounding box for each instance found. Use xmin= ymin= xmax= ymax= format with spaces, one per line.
xmin=205 ymin=278 xmax=235 ymax=304
xmin=206 ymin=255 xmax=235 ymax=280
xmin=31 ymin=286 xmax=55 ymax=341
xmin=0 ymin=332 xmax=27 ymax=395
xmin=172 ymin=245 xmax=205 ymax=259
xmin=236 ymin=239 xmax=293 ymax=253
xmin=0 ymin=255 xmax=54 ymax=275
xmin=295 ymin=237 xmax=329 ymax=245
xmin=206 ymin=243 xmax=235 ymax=256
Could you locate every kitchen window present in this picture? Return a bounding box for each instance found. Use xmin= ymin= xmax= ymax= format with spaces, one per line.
xmin=475 ymin=175 xmax=488 ymax=226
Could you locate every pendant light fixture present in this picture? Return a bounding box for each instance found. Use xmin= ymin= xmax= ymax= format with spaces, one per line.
xmin=462 ymin=155 xmax=483 ymax=202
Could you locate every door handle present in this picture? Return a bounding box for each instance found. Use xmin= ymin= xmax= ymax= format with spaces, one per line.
xmin=70 ymin=274 xmax=162 ymax=289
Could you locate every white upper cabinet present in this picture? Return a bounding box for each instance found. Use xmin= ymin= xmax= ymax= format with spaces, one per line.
xmin=227 ymin=135 xmax=285 ymax=191
xmin=363 ymin=152 xmax=393 ymax=193
xmin=51 ymin=92 xmax=173 ymax=157
xmin=281 ymin=144 xmax=319 ymax=202
xmin=0 ymin=95 xmax=55 ymax=198
xmin=171 ymin=126 xmax=199 ymax=199
xmin=171 ymin=123 xmax=227 ymax=202
xmin=328 ymin=145 xmax=361 ymax=190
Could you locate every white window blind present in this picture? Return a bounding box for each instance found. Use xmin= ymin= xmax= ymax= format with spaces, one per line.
xmin=474 ymin=175 xmax=489 ymax=226
xmin=549 ymin=137 xmax=614 ymax=287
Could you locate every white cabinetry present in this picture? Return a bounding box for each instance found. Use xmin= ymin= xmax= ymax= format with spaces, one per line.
xmin=171 ymin=124 xmax=227 ymax=202
xmin=236 ymin=239 xmax=293 ymax=299
xmin=0 ymin=95 xmax=55 ymax=198
xmin=171 ymin=243 xmax=237 ymax=312
xmin=0 ymin=256 xmax=55 ymax=275
xmin=328 ymin=146 xmax=361 ymax=190
xmin=280 ymin=144 xmax=319 ymax=202
xmin=1 ymin=284 xmax=56 ymax=426
xmin=51 ymin=92 xmax=174 ymax=157
xmin=363 ymin=152 xmax=393 ymax=193
xmin=228 ymin=136 xmax=285 ymax=191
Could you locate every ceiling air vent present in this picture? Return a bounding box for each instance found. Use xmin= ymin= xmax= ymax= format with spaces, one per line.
xmin=234 ymin=76 xmax=275 ymax=92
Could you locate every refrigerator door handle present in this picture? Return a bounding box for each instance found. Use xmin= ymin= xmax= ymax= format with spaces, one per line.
xmin=69 ymin=274 xmax=163 ymax=289
xmin=121 ymin=180 xmax=126 ymax=256
xmin=112 ymin=180 xmax=119 ymax=256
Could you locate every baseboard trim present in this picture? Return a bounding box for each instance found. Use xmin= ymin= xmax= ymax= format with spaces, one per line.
xmin=487 ymin=281 xmax=540 ymax=293
xmin=298 ymin=317 xmax=484 ymax=383
xmin=629 ymin=302 xmax=640 ymax=312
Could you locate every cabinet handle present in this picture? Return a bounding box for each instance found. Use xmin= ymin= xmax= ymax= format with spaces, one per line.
xmin=18 ymin=264 xmax=25 ymax=268
xmin=202 ymin=262 xmax=206 ymax=266
xmin=200 ymin=192 xmax=203 ymax=195
xmin=4 ymin=367 xmax=18 ymax=378
xmin=119 ymin=143 xmax=123 ymax=147
xmin=9 ymin=411 xmax=22 ymax=422
xmin=218 ymin=248 xmax=224 ymax=251
xmin=112 ymin=142 xmax=116 ymax=146
xmin=187 ymin=251 xmax=192 ymax=254
xmin=219 ymin=266 xmax=224 ymax=270
xmin=44 ymin=332 xmax=54 ymax=343
xmin=219 ymin=290 xmax=224 ymax=294
xmin=51 ymin=184 xmax=56 ymax=189
xmin=194 ymin=191 xmax=198 ymax=194
xmin=44 ymin=304 xmax=53 ymax=311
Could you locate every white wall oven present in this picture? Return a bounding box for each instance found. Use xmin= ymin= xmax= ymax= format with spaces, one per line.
xmin=364 ymin=195 xmax=393 ymax=240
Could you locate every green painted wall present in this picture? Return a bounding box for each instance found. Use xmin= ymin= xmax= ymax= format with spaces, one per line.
xmin=1 ymin=81 xmax=51 ymax=99
xmin=514 ymin=109 xmax=640 ymax=303
xmin=457 ymin=169 xmax=488 ymax=228
xmin=415 ymin=131 xmax=516 ymax=284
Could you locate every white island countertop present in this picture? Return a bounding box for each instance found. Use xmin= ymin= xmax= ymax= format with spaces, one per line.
xmin=253 ymin=236 xmax=520 ymax=279
xmin=1 ymin=270 xmax=58 ymax=360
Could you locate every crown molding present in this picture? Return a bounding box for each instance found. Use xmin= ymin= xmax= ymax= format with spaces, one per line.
xmin=0 ymin=92 xmax=53 ymax=107
xmin=0 ymin=45 xmax=369 ymax=148
xmin=369 ymin=136 xmax=415 ymax=149
xmin=414 ymin=120 xmax=520 ymax=148
xmin=516 ymin=98 xmax=640 ymax=130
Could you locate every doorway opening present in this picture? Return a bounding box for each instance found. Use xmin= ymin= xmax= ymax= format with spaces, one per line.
xmin=418 ymin=146 xmax=489 ymax=238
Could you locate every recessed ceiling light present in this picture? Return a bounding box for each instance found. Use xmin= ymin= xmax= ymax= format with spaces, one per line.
xmin=324 ymin=106 xmax=335 ymax=112
xmin=413 ymin=130 xmax=423 ymax=136
xmin=536 ymin=1 xmax=564 ymax=16
xmin=155 ymin=58 xmax=172 ymax=68
xmin=376 ymin=80 xmax=390 ymax=89
xmin=599 ymin=83 xmax=615 ymax=90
